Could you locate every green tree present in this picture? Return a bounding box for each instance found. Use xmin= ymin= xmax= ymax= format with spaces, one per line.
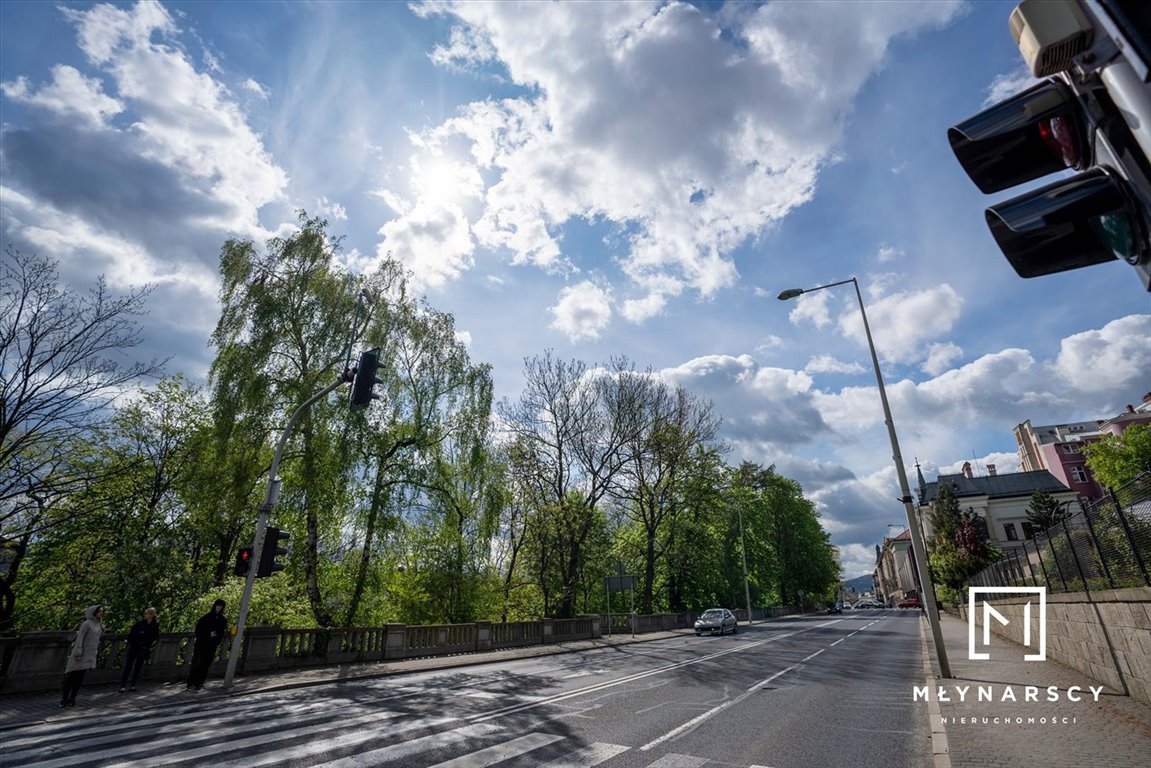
xmin=0 ymin=248 xmax=164 ymax=631
xmin=928 ymin=486 xmax=1001 ymax=604
xmin=1084 ymin=424 xmax=1151 ymax=491
xmin=498 ymin=353 xmax=633 ymax=618
xmin=608 ymin=372 xmax=722 ymax=614
xmin=210 ymin=213 xmax=361 ymax=626
xmin=14 ymin=377 xmax=209 ymax=631
xmin=1026 ymin=488 xmax=1071 ymax=534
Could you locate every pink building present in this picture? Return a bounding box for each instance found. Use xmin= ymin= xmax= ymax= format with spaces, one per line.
xmin=1013 ymin=393 xmax=1151 ymax=500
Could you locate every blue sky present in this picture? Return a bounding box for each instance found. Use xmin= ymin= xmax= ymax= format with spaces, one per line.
xmin=2 ymin=0 xmax=1149 ymax=578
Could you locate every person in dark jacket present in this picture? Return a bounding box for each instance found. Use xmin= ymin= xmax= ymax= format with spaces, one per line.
xmin=61 ymin=605 xmax=104 ymax=707
xmin=186 ymin=599 xmax=228 ymax=690
xmin=118 ymin=607 xmax=159 ymax=692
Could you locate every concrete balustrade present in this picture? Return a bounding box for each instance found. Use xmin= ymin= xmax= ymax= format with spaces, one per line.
xmin=2 ymin=609 xmax=764 ymax=694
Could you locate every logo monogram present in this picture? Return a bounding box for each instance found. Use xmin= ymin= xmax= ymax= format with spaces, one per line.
xmin=968 ymin=586 xmax=1046 ymax=661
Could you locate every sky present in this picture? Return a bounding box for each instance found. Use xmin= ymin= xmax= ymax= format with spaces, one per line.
xmin=2 ymin=0 xmax=1149 ymax=580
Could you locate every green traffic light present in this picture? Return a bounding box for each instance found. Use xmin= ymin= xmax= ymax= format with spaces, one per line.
xmin=1089 ymin=213 xmax=1138 ymax=262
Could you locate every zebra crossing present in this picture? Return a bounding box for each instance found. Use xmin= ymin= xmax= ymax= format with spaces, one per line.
xmin=0 ymin=696 xmax=778 ymax=768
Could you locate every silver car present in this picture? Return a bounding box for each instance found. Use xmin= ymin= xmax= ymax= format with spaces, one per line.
xmin=694 ymin=608 xmax=737 ymax=636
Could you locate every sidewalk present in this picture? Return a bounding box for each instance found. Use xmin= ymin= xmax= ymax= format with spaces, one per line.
xmin=922 ymin=611 xmax=1151 ymax=768
xmin=0 ymin=627 xmax=695 ymax=730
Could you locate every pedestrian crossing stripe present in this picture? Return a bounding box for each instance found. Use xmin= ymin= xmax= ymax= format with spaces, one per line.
xmin=3 ymin=713 xmax=781 ymax=768
xmin=427 ymin=732 xmax=565 ymax=767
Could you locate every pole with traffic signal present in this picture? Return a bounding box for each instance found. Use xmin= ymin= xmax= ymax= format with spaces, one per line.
xmin=222 ymin=375 xmax=350 ymax=688
xmin=948 ymin=0 xmax=1151 ymax=289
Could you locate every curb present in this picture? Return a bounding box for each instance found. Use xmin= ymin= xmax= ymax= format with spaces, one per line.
xmin=919 ymin=616 xmax=951 ymax=768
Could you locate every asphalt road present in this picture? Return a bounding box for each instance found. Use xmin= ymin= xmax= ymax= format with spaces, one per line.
xmin=0 ymin=610 xmax=929 ymax=768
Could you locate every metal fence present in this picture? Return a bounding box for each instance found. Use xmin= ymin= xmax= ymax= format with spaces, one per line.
xmin=966 ymin=472 xmax=1151 ymax=593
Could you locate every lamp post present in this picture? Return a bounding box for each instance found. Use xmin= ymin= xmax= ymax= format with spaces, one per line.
xmin=779 ymin=277 xmax=952 ymax=678
xmin=737 ymin=506 xmax=753 ymax=624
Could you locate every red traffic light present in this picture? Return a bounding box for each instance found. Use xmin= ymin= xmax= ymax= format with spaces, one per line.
xmin=234 ymin=547 xmax=253 ymax=577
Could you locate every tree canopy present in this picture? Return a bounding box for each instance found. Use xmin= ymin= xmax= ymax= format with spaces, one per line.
xmin=3 ymin=223 xmax=839 ymax=633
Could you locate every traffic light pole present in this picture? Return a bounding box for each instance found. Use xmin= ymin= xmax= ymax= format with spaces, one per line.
xmin=223 ymin=374 xmax=351 ymax=688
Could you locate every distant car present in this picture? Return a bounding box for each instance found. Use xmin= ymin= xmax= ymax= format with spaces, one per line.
xmin=897 ymin=598 xmax=921 ymax=609
xmin=827 ymin=602 xmax=842 ymax=614
xmin=694 ymin=608 xmax=738 ymax=636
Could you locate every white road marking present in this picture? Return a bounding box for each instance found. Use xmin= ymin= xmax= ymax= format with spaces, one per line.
xmin=309 ymin=723 xmax=504 ymax=768
xmin=645 ymin=754 xmax=709 ymax=767
xmin=427 ymin=732 xmax=564 ymax=767
xmin=641 ymin=640 xmax=837 ymax=752
xmin=3 ymin=706 xmax=400 ymax=768
xmin=470 ymin=620 xmax=843 ymax=724
xmin=538 ymin=742 xmax=630 ymax=767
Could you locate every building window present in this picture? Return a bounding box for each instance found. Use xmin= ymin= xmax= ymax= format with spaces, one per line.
xmin=1070 ymin=465 xmax=1089 ymax=483
xmin=1061 ymin=443 xmax=1082 ymax=454
xmin=1004 ymin=523 xmax=1018 ymax=541
xmin=1022 ymin=522 xmax=1035 ymax=539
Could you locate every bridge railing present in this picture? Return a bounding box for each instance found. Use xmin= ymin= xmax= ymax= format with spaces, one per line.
xmin=1 ymin=605 xmax=811 ymax=694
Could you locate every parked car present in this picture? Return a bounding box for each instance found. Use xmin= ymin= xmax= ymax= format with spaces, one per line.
xmin=694 ymin=608 xmax=738 ymax=636
xmin=827 ymin=602 xmax=842 ymax=614
xmin=897 ymin=597 xmax=921 ymax=609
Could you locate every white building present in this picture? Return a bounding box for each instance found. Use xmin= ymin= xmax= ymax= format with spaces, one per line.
xmin=917 ymin=462 xmax=1078 ymax=551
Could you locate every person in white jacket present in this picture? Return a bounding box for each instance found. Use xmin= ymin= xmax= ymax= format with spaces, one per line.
xmin=61 ymin=605 xmax=104 ymax=707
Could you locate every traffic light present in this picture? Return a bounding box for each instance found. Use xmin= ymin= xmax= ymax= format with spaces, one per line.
xmin=349 ymin=348 xmax=383 ymax=411
xmin=234 ymin=547 xmax=253 ymax=577
xmin=948 ymin=0 xmax=1151 ymax=290
xmin=257 ymin=527 xmax=290 ymax=578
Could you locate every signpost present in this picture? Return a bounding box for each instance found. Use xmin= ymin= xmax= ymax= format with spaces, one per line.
xmin=605 ymin=561 xmax=637 ymax=638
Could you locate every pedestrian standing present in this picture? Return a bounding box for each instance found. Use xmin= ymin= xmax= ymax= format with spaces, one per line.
xmin=118 ymin=607 xmax=159 ymax=693
xmin=186 ymin=599 xmax=227 ymax=690
xmin=61 ymin=605 xmax=104 ymax=708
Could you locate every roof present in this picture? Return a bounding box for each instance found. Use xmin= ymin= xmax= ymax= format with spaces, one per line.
xmin=920 ymin=470 xmax=1070 ymax=504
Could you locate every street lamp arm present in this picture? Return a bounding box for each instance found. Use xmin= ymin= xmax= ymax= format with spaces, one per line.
xmin=777 ymin=277 xmax=858 ymax=301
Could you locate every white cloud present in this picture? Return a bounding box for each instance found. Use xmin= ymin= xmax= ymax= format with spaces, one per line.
xmin=787 ymin=290 xmax=833 ymax=329
xmin=316 ymin=195 xmax=349 ymax=221
xmin=1052 ymin=315 xmax=1151 ymax=394
xmin=0 ymin=184 xmax=217 ymax=295
xmin=243 ymin=77 xmax=269 ymax=99
xmin=876 ymin=243 xmax=902 ymax=263
xmin=55 ymin=1 xmax=288 ymax=236
xmin=549 ymin=280 xmax=612 ymax=341
xmin=1 ymin=65 xmax=123 ymax=126
xmin=805 ymin=354 xmax=865 ymax=375
xmin=376 ymin=201 xmax=474 ymax=291
xmin=390 ymin=0 xmax=965 ymax=332
xmin=983 ymin=67 xmax=1041 ymax=107
xmin=922 ymin=342 xmax=963 ymax=375
xmin=754 ymin=334 xmax=784 ymax=354
xmin=838 ymin=284 xmax=964 ymax=364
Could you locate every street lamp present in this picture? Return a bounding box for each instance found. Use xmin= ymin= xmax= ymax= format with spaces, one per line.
xmin=737 ymin=506 xmax=753 ymax=624
xmin=779 ymin=277 xmax=952 ymax=678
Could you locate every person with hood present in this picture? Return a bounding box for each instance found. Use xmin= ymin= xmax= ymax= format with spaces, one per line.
xmin=186 ymin=599 xmax=227 ymax=690
xmin=118 ymin=607 xmax=159 ymax=693
xmin=61 ymin=605 xmax=104 ymax=707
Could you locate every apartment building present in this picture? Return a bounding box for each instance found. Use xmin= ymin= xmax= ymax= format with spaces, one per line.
xmin=1014 ymin=393 xmax=1151 ymax=500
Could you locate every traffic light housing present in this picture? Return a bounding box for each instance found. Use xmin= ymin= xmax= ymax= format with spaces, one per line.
xmin=257 ymin=527 xmax=290 ymax=578
xmin=234 ymin=547 xmax=253 ymax=577
xmin=948 ymin=0 xmax=1151 ymax=290
xmin=350 ymin=348 xmax=383 ymax=411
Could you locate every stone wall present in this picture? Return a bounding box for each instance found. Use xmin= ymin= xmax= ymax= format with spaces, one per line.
xmin=959 ymin=587 xmax=1151 ymax=707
